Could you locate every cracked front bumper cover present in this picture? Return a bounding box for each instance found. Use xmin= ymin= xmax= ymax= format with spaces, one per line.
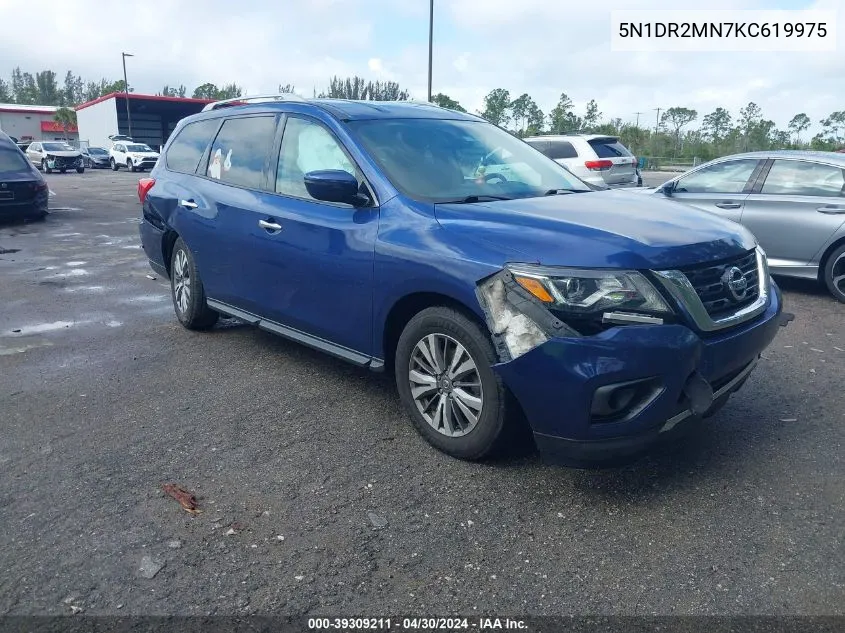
xmin=491 ymin=282 xmax=784 ymax=466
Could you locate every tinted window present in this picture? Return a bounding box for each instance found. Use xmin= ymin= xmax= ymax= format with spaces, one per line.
xmin=546 ymin=140 xmax=578 ymax=160
xmin=588 ymin=138 xmax=632 ymax=158
xmin=165 ymin=118 xmax=220 ymax=174
xmin=206 ymin=116 xmax=276 ymax=189
xmin=348 ymin=119 xmax=588 ymax=203
xmin=675 ymin=160 xmax=758 ymax=194
xmin=761 ymin=160 xmax=845 ymax=197
xmin=276 ymin=116 xmax=361 ymax=201
xmin=0 ymin=147 xmax=29 ymax=171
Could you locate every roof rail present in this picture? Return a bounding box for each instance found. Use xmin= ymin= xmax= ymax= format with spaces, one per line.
xmin=201 ymin=93 xmax=306 ymax=112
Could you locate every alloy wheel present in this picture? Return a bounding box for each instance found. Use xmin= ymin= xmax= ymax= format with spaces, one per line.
xmin=408 ymin=333 xmax=484 ymax=437
xmin=172 ymin=249 xmax=191 ymax=314
xmin=832 ymin=252 xmax=845 ymax=296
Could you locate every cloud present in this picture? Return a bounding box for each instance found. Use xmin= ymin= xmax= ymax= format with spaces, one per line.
xmin=0 ymin=0 xmax=842 ymax=134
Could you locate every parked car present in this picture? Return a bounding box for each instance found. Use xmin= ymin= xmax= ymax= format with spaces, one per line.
xmin=524 ymin=134 xmax=640 ymax=189
xmin=0 ymin=131 xmax=49 ymax=221
xmin=80 ymin=146 xmax=111 ymax=168
xmin=25 ymin=141 xmax=85 ymax=174
xmin=15 ymin=141 xmax=31 ymax=153
xmin=138 ymin=97 xmax=788 ymax=467
xmin=110 ymin=142 xmax=159 ymax=172
xmin=644 ymin=151 xmax=845 ymax=303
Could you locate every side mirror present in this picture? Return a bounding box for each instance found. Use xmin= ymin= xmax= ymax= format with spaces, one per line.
xmin=660 ymin=181 xmax=676 ymax=196
xmin=303 ymin=170 xmax=365 ymax=206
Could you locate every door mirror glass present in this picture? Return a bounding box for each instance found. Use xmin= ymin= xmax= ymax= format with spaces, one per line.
xmin=660 ymin=181 xmax=675 ymax=196
xmin=304 ymin=170 xmax=362 ymax=205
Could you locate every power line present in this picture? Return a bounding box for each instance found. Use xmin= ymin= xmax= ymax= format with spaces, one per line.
xmin=634 ymin=111 xmax=644 ymax=128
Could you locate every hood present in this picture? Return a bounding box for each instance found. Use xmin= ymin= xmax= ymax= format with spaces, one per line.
xmin=434 ymin=189 xmax=757 ymax=270
xmin=46 ymin=150 xmax=81 ymax=157
xmin=130 ymin=151 xmax=159 ymax=158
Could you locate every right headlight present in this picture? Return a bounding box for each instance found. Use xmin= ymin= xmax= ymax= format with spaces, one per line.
xmin=506 ymin=264 xmax=673 ymax=318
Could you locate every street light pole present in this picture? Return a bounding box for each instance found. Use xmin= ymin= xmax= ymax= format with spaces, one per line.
xmin=427 ymin=0 xmax=433 ymax=102
xmin=122 ymin=52 xmax=134 ymax=139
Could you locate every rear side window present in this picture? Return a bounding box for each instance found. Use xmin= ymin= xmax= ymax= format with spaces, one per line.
xmin=0 ymin=146 xmax=29 ymax=171
xmin=546 ymin=140 xmax=578 ymax=160
xmin=761 ymin=160 xmax=845 ymax=197
xmin=205 ymin=116 xmax=276 ymax=189
xmin=165 ymin=119 xmax=220 ymax=174
xmin=588 ymin=138 xmax=632 ymax=158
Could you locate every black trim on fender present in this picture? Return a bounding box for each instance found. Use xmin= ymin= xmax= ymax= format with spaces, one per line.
xmin=206 ymin=299 xmax=383 ymax=370
xmin=147 ymin=259 xmax=168 ymax=279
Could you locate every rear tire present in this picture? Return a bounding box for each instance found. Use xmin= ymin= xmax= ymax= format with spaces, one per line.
xmin=823 ymin=243 xmax=845 ymax=303
xmin=170 ymin=238 xmax=219 ymax=330
xmin=394 ymin=306 xmax=512 ymax=460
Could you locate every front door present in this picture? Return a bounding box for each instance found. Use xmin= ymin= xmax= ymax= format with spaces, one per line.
xmin=666 ymin=158 xmax=762 ymax=224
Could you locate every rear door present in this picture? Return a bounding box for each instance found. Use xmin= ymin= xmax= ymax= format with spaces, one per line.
xmin=666 ymin=158 xmax=762 ymax=224
xmin=740 ymin=159 xmax=845 ymax=266
xmin=587 ymin=137 xmax=637 ymax=186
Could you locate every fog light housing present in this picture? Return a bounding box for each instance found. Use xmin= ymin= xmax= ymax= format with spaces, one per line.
xmin=590 ymin=377 xmax=663 ymax=423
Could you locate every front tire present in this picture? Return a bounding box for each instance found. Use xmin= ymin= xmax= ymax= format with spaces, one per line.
xmin=128 ymin=160 xmax=136 ymax=173
xmin=42 ymin=159 xmax=52 ymax=174
xmin=76 ymin=166 xmax=85 ymax=174
xmin=823 ymin=243 xmax=845 ymax=303
xmin=111 ymin=158 xmax=119 ymax=171
xmin=394 ymin=307 xmax=511 ymax=460
xmin=170 ymin=238 xmax=219 ymax=330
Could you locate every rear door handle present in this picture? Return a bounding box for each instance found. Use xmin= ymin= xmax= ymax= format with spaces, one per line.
xmin=258 ymin=219 xmax=282 ymax=231
xmin=714 ymin=201 xmax=742 ymax=209
xmin=179 ymin=199 xmax=198 ymax=209
xmin=816 ymin=205 xmax=845 ymax=214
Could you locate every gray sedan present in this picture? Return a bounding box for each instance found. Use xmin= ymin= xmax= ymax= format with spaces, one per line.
xmin=646 ymin=151 xmax=845 ymax=302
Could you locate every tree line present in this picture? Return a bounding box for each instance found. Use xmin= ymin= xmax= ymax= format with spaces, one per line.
xmin=4 ymin=67 xmax=842 ymax=158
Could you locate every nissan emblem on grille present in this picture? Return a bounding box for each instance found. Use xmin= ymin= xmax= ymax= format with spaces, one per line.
xmin=722 ymin=266 xmax=749 ymax=302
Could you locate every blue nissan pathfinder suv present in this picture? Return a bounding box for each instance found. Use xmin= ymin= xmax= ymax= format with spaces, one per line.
xmin=138 ymin=96 xmax=788 ymax=467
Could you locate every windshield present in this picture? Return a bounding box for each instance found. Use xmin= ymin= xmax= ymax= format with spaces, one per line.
xmin=42 ymin=142 xmax=74 ymax=151
xmin=347 ymin=118 xmax=590 ymax=203
xmin=127 ymin=144 xmax=154 ymax=152
xmin=88 ymin=147 xmax=108 ymax=155
xmin=0 ymin=147 xmax=29 ymax=171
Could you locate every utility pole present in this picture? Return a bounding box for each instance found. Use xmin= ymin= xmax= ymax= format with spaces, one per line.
xmin=122 ymin=52 xmax=134 ymax=139
xmin=654 ymin=107 xmax=662 ymax=134
xmin=634 ymin=111 xmax=643 ymax=128
xmin=427 ymin=0 xmax=433 ymax=102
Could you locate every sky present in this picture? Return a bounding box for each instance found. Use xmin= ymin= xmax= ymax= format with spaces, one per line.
xmin=0 ymin=0 xmax=842 ymax=134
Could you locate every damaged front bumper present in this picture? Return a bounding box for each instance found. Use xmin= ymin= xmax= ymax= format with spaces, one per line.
xmin=485 ymin=276 xmax=787 ymax=467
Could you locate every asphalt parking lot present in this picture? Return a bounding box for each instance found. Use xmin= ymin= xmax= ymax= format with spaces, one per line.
xmin=0 ymin=170 xmax=843 ymax=617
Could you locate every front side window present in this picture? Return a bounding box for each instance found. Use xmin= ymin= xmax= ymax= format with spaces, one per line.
xmin=275 ymin=116 xmax=361 ymax=201
xmin=206 ymin=116 xmax=276 ymax=189
xmin=675 ymin=160 xmax=759 ymax=194
xmin=347 ymin=118 xmax=588 ymax=203
xmin=761 ymin=160 xmax=845 ymax=197
xmin=165 ymin=118 xmax=220 ymax=174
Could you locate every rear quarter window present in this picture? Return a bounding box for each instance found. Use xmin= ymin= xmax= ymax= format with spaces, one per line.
xmin=165 ymin=118 xmax=221 ymax=174
xmin=546 ymin=140 xmax=578 ymax=160
xmin=588 ymin=138 xmax=632 ymax=158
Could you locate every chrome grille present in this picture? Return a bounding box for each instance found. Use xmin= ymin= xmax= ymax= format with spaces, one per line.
xmin=679 ymin=250 xmax=759 ymax=318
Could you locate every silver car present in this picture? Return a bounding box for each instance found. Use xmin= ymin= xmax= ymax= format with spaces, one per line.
xmin=524 ymin=134 xmax=640 ymax=189
xmin=647 ymin=151 xmax=845 ymax=302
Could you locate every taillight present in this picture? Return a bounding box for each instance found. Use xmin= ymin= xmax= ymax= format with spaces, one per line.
xmin=138 ymin=177 xmax=156 ymax=203
xmin=584 ymin=160 xmax=613 ymax=171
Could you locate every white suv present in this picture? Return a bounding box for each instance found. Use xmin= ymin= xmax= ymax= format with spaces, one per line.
xmin=109 ymin=142 xmax=160 ymax=172
xmin=525 ymin=134 xmax=640 ymax=189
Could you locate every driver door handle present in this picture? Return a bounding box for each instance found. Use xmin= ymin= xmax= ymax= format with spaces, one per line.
xmin=179 ymin=199 xmax=198 ymax=209
xmin=817 ymin=205 xmax=845 ymax=214
xmin=258 ymin=219 xmax=282 ymax=231
xmin=714 ymin=201 xmax=741 ymax=209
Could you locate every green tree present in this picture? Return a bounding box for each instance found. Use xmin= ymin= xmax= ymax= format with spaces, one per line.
xmin=661 ymin=107 xmax=698 ymax=154
xmin=582 ymin=99 xmax=601 ymax=131
xmin=525 ymin=101 xmax=545 ymax=136
xmin=431 ymin=93 xmax=466 ymax=112
xmin=739 ymin=102 xmax=762 ymax=151
xmin=62 ymin=71 xmax=84 ymax=106
xmin=479 ymin=88 xmax=511 ymax=127
xmin=217 ymin=83 xmax=243 ymax=99
xmin=318 ymin=76 xmax=408 ymax=100
xmin=53 ymin=107 xmax=77 ymax=140
xmin=101 ymin=79 xmax=130 ymax=94
xmin=11 ymin=68 xmax=38 ymax=104
xmin=788 ymin=113 xmax=811 ymax=144
xmin=278 ymin=83 xmax=296 ymax=95
xmin=509 ymin=93 xmax=532 ymax=134
xmin=0 ymin=78 xmax=11 ymax=102
xmin=548 ymin=92 xmax=575 ymax=134
xmin=701 ymin=107 xmax=732 ymax=144
xmin=192 ymin=83 xmax=220 ymax=99
xmin=159 ymin=84 xmax=187 ymax=97
xmin=820 ymin=111 xmax=845 ymax=144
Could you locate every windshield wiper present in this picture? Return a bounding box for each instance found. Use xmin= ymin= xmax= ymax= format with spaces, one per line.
xmin=439 ymin=194 xmax=514 ymax=204
xmin=544 ymin=188 xmax=583 ymax=195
